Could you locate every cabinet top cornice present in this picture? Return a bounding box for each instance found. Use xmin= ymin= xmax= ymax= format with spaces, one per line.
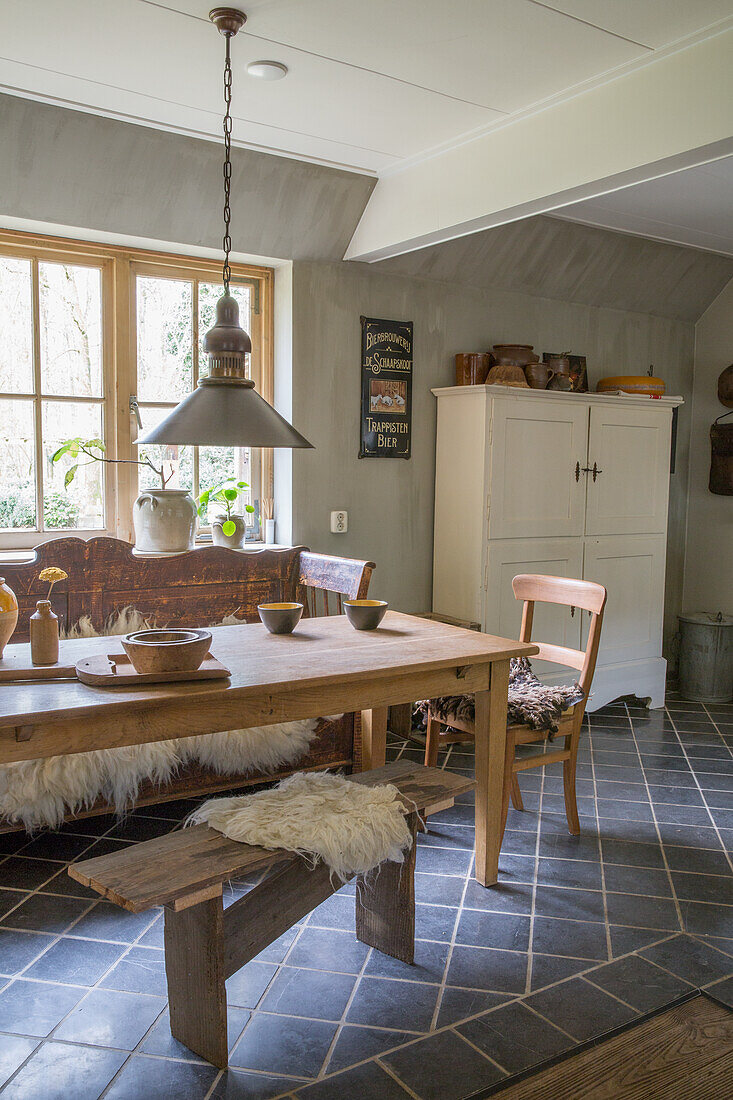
xmin=431 ymin=384 xmax=684 ymax=408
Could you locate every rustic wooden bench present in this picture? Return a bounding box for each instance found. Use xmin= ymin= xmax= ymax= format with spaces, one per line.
xmin=70 ymin=762 xmax=474 ymax=1067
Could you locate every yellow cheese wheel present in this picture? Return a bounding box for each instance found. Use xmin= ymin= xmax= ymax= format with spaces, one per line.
xmin=596 ymin=375 xmax=665 ymax=396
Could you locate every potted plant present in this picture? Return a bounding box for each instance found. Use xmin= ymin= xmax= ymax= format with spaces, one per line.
xmin=198 ymin=478 xmax=254 ymax=549
xmin=51 ymin=438 xmax=197 ymax=555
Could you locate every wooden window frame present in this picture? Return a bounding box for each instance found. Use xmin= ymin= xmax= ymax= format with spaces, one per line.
xmin=0 ymin=229 xmax=274 ymax=549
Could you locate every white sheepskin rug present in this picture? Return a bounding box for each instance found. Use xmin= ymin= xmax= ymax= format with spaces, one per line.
xmin=0 ymin=607 xmax=324 ymax=831
xmin=187 ymin=771 xmax=413 ymax=882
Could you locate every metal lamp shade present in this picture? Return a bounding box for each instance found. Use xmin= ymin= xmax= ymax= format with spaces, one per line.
xmin=136 ymin=293 xmax=312 ymax=449
xmin=135 ymin=378 xmax=312 ymax=448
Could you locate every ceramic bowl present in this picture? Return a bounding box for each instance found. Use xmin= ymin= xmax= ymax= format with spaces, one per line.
xmin=344 ymin=599 xmax=388 ymax=631
xmin=121 ymin=628 xmax=211 ymax=674
xmin=258 ymin=602 xmax=303 ymax=635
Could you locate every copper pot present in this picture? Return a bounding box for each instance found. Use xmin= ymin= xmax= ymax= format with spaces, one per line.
xmin=492 ymin=344 xmax=539 ymax=367
xmin=455 ymin=353 xmax=492 ymax=386
xmin=525 ymin=363 xmax=555 ymax=389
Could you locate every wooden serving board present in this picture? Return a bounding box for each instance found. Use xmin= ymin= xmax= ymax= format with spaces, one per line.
xmin=0 ymin=657 xmax=77 ymax=682
xmin=75 ymin=653 xmax=231 ymax=687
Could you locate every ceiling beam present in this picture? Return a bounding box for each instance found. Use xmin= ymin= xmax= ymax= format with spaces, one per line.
xmin=345 ymin=30 xmax=733 ymax=263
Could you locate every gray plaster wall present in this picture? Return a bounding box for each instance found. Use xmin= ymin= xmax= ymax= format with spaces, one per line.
xmin=683 ymin=277 xmax=733 ymax=615
xmin=290 ymin=260 xmax=694 ymax=657
xmin=0 ymin=94 xmax=374 ymax=262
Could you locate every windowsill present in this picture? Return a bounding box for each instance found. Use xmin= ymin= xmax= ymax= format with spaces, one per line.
xmin=0 ymin=541 xmax=290 ymax=564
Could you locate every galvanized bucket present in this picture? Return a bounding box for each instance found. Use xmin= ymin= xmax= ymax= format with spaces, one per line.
xmin=677 ymin=613 xmax=733 ymax=703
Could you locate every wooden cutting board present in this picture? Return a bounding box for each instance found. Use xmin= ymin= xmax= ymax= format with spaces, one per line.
xmin=75 ymin=652 xmax=231 ymax=686
xmin=0 ymin=657 xmax=77 ymax=682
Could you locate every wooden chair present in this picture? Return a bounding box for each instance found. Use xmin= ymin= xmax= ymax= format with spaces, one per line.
xmin=425 ymin=574 xmax=606 ymax=838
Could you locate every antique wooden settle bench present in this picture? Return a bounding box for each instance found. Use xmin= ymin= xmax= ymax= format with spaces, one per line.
xmin=1 ymin=537 xmax=375 ymax=827
xmin=71 ymin=761 xmax=474 ymax=1067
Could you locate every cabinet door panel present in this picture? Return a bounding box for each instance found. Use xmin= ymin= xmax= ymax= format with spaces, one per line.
xmin=585 ymin=406 xmax=672 ymax=536
xmin=484 ymin=538 xmax=583 ymax=679
xmin=583 ymin=535 xmax=666 ymax=666
xmin=489 ymin=400 xmax=588 ymax=539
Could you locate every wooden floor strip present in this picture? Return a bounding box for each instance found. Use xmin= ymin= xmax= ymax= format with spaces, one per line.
xmin=492 ymin=995 xmax=733 ymax=1100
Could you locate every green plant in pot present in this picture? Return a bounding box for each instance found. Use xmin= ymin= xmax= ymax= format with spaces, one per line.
xmin=198 ymin=479 xmax=254 ymax=549
xmin=51 ymin=438 xmax=197 ymax=555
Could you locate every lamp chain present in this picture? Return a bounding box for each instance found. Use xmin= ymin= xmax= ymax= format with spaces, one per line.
xmin=222 ymin=31 xmax=233 ymax=294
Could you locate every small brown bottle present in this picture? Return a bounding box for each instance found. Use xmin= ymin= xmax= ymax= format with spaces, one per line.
xmin=30 ymin=600 xmax=59 ymax=666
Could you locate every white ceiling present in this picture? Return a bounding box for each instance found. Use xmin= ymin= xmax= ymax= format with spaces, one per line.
xmin=554 ymin=156 xmax=733 ymax=256
xmin=0 ymin=0 xmax=731 ymax=174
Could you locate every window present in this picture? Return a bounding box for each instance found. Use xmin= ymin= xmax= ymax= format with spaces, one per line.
xmin=0 ymin=231 xmax=273 ymax=548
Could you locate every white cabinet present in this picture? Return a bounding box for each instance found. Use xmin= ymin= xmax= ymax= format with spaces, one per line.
xmin=432 ymin=385 xmax=683 ymax=710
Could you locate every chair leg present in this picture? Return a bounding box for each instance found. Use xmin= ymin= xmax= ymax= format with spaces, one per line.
xmin=510 ymin=774 xmax=524 ymax=811
xmin=424 ymin=715 xmax=442 ymax=768
xmin=499 ymin=735 xmax=516 ymax=843
xmin=563 ymin=731 xmax=580 ymax=835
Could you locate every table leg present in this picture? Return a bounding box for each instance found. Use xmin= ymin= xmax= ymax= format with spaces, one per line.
xmin=474 ymin=659 xmax=510 ymax=887
xmin=388 ymin=703 xmax=413 ymax=739
xmin=361 ymin=706 xmax=388 ymax=769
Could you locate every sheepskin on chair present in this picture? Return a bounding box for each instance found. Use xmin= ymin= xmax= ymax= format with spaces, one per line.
xmin=187 ymin=771 xmax=413 ymax=882
xmin=0 ymin=607 xmax=323 ymax=831
xmin=416 ymin=657 xmax=584 ymax=739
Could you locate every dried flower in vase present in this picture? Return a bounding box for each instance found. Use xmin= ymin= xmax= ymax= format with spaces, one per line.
xmin=38 ymin=567 xmax=68 ymax=601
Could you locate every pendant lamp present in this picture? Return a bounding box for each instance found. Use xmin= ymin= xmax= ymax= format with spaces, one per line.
xmin=136 ymin=8 xmax=312 ymax=450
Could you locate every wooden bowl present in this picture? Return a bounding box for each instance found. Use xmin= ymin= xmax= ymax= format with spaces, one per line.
xmin=344 ymin=599 xmax=388 ymax=631
xmin=258 ymin=602 xmax=303 ymax=635
xmin=121 ymin=628 xmax=211 ymax=674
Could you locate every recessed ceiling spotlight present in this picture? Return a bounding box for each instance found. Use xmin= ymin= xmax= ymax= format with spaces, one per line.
xmin=247 ymin=60 xmax=288 ymax=80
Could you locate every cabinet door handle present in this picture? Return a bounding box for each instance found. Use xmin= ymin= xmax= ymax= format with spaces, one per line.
xmin=575 ymin=461 xmax=580 ymax=482
xmin=592 ymin=462 xmax=603 ymax=482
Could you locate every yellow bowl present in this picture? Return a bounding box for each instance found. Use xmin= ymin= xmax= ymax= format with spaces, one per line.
xmin=258 ymin=602 xmax=303 ymax=634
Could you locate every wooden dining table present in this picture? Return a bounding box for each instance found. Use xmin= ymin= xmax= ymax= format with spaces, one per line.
xmin=0 ymin=611 xmax=536 ymax=887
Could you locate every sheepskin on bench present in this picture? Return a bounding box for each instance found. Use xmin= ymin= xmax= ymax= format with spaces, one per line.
xmin=0 ymin=608 xmax=328 ymax=832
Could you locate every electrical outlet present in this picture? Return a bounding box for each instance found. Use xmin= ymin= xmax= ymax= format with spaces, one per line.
xmin=330 ymin=510 xmax=348 ymax=534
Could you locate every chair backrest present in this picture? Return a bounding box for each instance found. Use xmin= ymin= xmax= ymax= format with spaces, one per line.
xmin=297 ymin=551 xmax=376 ymax=618
xmin=512 ymin=573 xmax=607 ymax=696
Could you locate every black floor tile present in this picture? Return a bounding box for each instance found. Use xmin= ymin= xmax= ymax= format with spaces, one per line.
xmin=600 ymin=838 xmax=665 ymax=868
xmin=415 ymin=846 xmax=472 ymax=876
xmin=0 ymin=1035 xmax=38 ymax=1089
xmin=107 ymin=815 xmax=179 ymax=842
xmin=326 ymin=1024 xmax=417 ymax=1073
xmin=463 ymin=880 xmax=534 ymax=916
xmin=20 ymin=833 xmax=97 ymax=862
xmin=23 ymin=936 xmax=125 ymax=985
xmin=54 ymin=987 xmax=165 ymax=1049
xmin=435 ymin=988 xmax=511 ymax=1028
xmin=0 ymin=1040 xmax=126 ymax=1100
xmin=707 ymin=976 xmax=733 ymax=1008
xmin=657 ymin=823 xmax=723 ymax=849
xmin=0 ymin=929 xmax=54 ymax=976
xmin=640 ymin=934 xmax=733 ymax=986
xmin=212 ymin=1068 xmax=306 ymax=1099
xmin=230 ymin=1013 xmax=337 ymax=1076
xmin=526 ymin=976 xmax=638 ymax=1041
xmin=70 ymin=901 xmax=158 ymax=943
xmin=533 ymin=885 xmax=606 ymax=924
xmin=307 ymin=893 xmax=354 ymax=931
xmin=141 ymin=1004 xmax=249 ymax=1060
xmin=415 ymin=903 xmax=459 ymax=943
xmin=531 ymin=915 xmax=608 ymax=961
xmin=0 ymin=857 xmax=62 ymax=891
xmin=679 ymin=901 xmax=733 ymax=940
xmin=363 ymin=938 xmax=449 ymax=985
xmin=536 ymin=857 xmax=603 ymax=890
xmin=0 ymin=893 xmax=91 ymax=935
xmin=104 ymin=1054 xmax=218 ymax=1099
xmin=455 ymin=909 xmax=530 ymax=952
xmin=285 ymin=928 xmax=369 ymax=975
xmin=654 ymin=805 xmax=714 ymax=827
xmin=605 ymin=891 xmax=681 ymax=931
xmin=446 ymin=945 xmax=528 ymax=994
xmin=458 ymin=1000 xmax=572 ymax=1074
xmin=672 ymin=872 xmax=733 ymax=906
xmin=383 ymin=1029 xmax=505 ymax=1100
xmin=529 ymin=953 xmax=593 ymax=990
xmin=603 ymin=864 xmax=673 ymax=898
xmin=99 ymin=946 xmax=168 ymax=996
xmin=609 ymin=925 xmax=670 ymax=957
xmin=346 ymin=976 xmax=439 ymax=1031
xmin=663 ymin=846 xmax=731 ymax=875
xmin=297 ymin=1059 xmax=413 ymax=1099
xmin=225 ymin=961 xmax=279 ymax=1010
xmin=414 ymin=872 xmax=466 ymax=907
xmin=261 ymin=966 xmax=356 ymax=1022
xmin=0 ymin=979 xmax=85 ymax=1036
xmin=585 ymin=954 xmax=692 ymax=1011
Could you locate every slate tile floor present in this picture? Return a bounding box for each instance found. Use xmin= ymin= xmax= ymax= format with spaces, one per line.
xmin=0 ymin=695 xmax=732 ymax=1098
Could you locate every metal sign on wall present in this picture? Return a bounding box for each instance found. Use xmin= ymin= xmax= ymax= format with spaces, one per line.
xmin=359 ymin=316 xmax=413 ymax=459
